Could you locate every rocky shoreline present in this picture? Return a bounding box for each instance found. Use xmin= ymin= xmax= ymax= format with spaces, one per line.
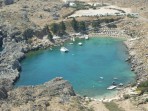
xmin=0 ymin=27 xmax=144 ymax=90
xmin=125 ymin=38 xmax=148 ymax=83
xmin=0 ymin=26 xmax=147 ymax=111
xmin=0 ymin=77 xmax=93 ymax=111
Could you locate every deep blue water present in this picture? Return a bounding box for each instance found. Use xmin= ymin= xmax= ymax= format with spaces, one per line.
xmin=15 ymin=37 xmax=135 ymax=98
xmin=0 ymin=47 xmax=2 ymax=51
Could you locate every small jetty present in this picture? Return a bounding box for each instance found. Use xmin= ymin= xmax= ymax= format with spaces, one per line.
xmin=60 ymin=47 xmax=69 ymax=52
xmin=107 ymin=85 xmax=117 ymax=90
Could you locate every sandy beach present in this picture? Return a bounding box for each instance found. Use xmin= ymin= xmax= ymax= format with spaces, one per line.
xmin=69 ymin=5 xmax=131 ymax=18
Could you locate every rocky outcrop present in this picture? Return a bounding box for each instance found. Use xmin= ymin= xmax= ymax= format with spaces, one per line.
xmin=0 ymin=37 xmax=27 ymax=87
xmin=3 ymin=0 xmax=14 ymax=5
xmin=0 ymin=77 xmax=92 ymax=111
xmin=125 ymin=39 xmax=148 ymax=83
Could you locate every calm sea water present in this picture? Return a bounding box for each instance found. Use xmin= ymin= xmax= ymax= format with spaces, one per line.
xmin=15 ymin=37 xmax=135 ymax=98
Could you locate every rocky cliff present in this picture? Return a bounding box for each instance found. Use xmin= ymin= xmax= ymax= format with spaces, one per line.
xmin=0 ymin=77 xmax=93 ymax=111
xmin=0 ymin=37 xmax=27 ymax=87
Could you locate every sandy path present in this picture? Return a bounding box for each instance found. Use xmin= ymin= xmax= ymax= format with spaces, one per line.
xmin=89 ymin=101 xmax=109 ymax=111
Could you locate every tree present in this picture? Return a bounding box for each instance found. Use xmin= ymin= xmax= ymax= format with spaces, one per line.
xmin=110 ymin=18 xmax=114 ymax=22
xmin=44 ymin=25 xmax=53 ymax=41
xmin=50 ymin=23 xmax=59 ymax=34
xmin=48 ymin=31 xmax=53 ymax=41
xmin=92 ymin=21 xmax=97 ymax=28
xmin=107 ymin=24 xmax=117 ymax=28
xmin=91 ymin=20 xmax=101 ymax=31
xmin=79 ymin=21 xmax=86 ymax=32
xmin=59 ymin=21 xmax=66 ymax=33
xmin=71 ymin=18 xmax=78 ymax=32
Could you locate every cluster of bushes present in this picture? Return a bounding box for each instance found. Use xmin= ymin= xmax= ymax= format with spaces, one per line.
xmin=46 ymin=17 xmax=118 ymax=40
xmin=137 ymin=80 xmax=148 ymax=94
xmin=123 ymin=94 xmax=130 ymax=99
xmin=50 ymin=21 xmax=66 ymax=36
xmin=46 ymin=18 xmax=86 ymax=40
xmin=71 ymin=1 xmax=89 ymax=10
xmin=71 ymin=18 xmax=117 ymax=32
xmin=71 ymin=18 xmax=86 ymax=32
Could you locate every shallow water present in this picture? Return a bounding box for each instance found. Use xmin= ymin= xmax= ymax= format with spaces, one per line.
xmin=15 ymin=37 xmax=135 ymax=98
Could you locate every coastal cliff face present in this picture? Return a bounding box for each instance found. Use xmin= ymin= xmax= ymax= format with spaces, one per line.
xmin=0 ymin=37 xmax=26 ymax=87
xmin=0 ymin=77 xmax=93 ymax=111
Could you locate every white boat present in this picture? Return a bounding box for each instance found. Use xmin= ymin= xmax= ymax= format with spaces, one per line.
xmin=107 ymin=85 xmax=117 ymax=90
xmin=60 ymin=47 xmax=69 ymax=52
xmin=78 ymin=42 xmax=83 ymax=46
xmin=85 ymin=35 xmax=89 ymax=40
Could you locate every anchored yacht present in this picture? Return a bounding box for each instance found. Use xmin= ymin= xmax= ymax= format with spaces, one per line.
xmin=60 ymin=47 xmax=69 ymax=52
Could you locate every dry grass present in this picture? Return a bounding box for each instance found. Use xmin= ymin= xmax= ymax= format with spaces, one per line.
xmin=104 ymin=102 xmax=125 ymax=111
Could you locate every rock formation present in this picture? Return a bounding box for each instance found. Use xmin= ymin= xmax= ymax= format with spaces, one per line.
xmin=0 ymin=77 xmax=92 ymax=111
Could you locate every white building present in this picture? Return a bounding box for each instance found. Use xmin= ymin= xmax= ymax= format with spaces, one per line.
xmin=63 ymin=0 xmax=76 ymax=3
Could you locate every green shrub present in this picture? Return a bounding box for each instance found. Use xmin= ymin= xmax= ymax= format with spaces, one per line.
xmin=131 ymin=82 xmax=136 ymax=87
xmin=123 ymin=94 xmax=130 ymax=99
xmin=145 ymin=98 xmax=148 ymax=102
xmin=137 ymin=80 xmax=148 ymax=93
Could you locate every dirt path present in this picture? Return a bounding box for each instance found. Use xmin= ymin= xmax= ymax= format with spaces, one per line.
xmin=115 ymin=100 xmax=147 ymax=111
xmin=89 ymin=101 xmax=109 ymax=111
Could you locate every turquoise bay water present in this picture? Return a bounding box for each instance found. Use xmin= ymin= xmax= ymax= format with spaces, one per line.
xmin=15 ymin=37 xmax=135 ymax=98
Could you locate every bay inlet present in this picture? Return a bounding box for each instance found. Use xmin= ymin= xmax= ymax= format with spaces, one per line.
xmin=15 ymin=37 xmax=136 ymax=98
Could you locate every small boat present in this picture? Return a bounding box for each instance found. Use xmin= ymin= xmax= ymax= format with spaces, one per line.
xmin=100 ymin=77 xmax=104 ymax=79
xmin=60 ymin=47 xmax=69 ymax=52
xmin=107 ymin=85 xmax=117 ymax=90
xmin=78 ymin=42 xmax=83 ymax=46
xmin=85 ymin=35 xmax=89 ymax=40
